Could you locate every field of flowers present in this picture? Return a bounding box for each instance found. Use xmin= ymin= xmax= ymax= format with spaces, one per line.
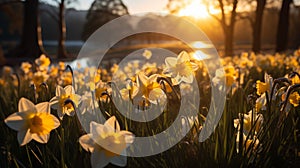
xmin=0 ymin=49 xmax=299 ymax=167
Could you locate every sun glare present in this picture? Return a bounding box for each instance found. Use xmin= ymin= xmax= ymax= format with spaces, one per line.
xmin=178 ymin=0 xmax=219 ymax=19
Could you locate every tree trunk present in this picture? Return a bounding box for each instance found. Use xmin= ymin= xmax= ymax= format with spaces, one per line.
xmin=13 ymin=0 xmax=45 ymax=58
xmin=57 ymin=0 xmax=67 ymax=58
xmin=224 ymin=26 xmax=234 ymax=56
xmin=275 ymin=0 xmax=292 ymax=52
xmin=252 ymin=0 xmax=266 ymax=53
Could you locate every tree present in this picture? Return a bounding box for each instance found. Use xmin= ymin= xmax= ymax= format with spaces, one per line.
xmin=207 ymin=0 xmax=239 ymax=56
xmin=57 ymin=0 xmax=67 ymax=58
xmin=252 ymin=0 xmax=267 ymax=53
xmin=81 ymin=0 xmax=129 ymax=41
xmin=41 ymin=0 xmax=77 ymax=58
xmin=1 ymin=0 xmax=46 ymax=58
xmin=276 ymin=0 xmax=293 ymax=52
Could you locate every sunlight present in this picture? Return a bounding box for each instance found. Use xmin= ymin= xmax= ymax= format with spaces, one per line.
xmin=191 ymin=41 xmax=213 ymax=49
xmin=192 ymin=50 xmax=209 ymax=60
xmin=178 ymin=0 xmax=219 ymax=19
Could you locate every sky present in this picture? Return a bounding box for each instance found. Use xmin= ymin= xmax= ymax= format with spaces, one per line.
xmin=66 ymin=0 xmax=169 ymax=14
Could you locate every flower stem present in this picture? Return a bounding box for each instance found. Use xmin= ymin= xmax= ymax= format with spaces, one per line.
xmin=60 ymin=125 xmax=65 ymax=168
xmin=25 ymin=144 xmax=33 ymax=168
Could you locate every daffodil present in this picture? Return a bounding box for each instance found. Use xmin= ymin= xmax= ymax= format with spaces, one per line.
xmin=234 ymin=110 xmax=262 ymax=153
xmin=32 ymin=71 xmax=49 ymax=87
xmin=256 ymin=73 xmax=273 ymax=96
xmin=4 ymin=98 xmax=60 ymax=146
xmin=234 ymin=110 xmax=263 ymax=135
xmin=2 ymin=66 xmax=12 ymax=78
xmin=80 ymin=91 xmax=99 ymax=114
xmin=95 ymin=81 xmax=111 ymax=102
xmin=58 ymin=61 xmax=65 ymax=71
xmin=79 ymin=116 xmax=134 ymax=168
xmin=50 ymin=85 xmax=81 ymax=119
xmin=120 ymin=82 xmax=138 ymax=101
xmin=282 ymin=91 xmax=300 ymax=107
xmin=212 ymin=66 xmax=237 ymax=93
xmin=20 ymin=62 xmax=32 ymax=74
xmin=35 ymin=54 xmax=51 ymax=71
xmin=133 ymin=73 xmax=166 ymax=106
xmin=58 ymin=71 xmax=73 ymax=86
xmin=164 ymin=51 xmax=198 ymax=84
xmin=290 ymin=75 xmax=300 ymax=85
xmin=256 ymin=81 xmax=269 ymax=96
xmin=255 ymin=93 xmax=267 ymax=112
xmin=142 ymin=49 xmax=152 ymax=59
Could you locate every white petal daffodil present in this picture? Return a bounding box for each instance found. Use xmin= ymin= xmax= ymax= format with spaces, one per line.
xmin=79 ymin=116 xmax=134 ymax=168
xmin=80 ymin=91 xmax=99 ymax=115
xmin=164 ymin=51 xmax=198 ymax=84
xmin=50 ymin=85 xmax=81 ymax=119
xmin=133 ymin=73 xmax=166 ymax=106
xmin=4 ymin=98 xmax=60 ymax=146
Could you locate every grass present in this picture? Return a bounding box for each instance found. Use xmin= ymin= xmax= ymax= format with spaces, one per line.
xmin=0 ymin=49 xmax=299 ymax=167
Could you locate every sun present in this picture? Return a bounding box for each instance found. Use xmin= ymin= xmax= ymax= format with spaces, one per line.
xmin=177 ymin=0 xmax=218 ymax=19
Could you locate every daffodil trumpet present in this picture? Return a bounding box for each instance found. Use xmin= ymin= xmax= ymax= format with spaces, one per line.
xmin=280 ymin=84 xmax=300 ymax=113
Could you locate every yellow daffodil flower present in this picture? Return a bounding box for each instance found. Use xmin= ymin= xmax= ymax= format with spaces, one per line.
xmin=4 ymin=98 xmax=60 ymax=146
xmin=35 ymin=54 xmax=51 ymax=71
xmin=58 ymin=61 xmax=65 ymax=71
xmin=80 ymin=91 xmax=99 ymax=114
xmin=234 ymin=110 xmax=263 ymax=135
xmin=256 ymin=81 xmax=269 ymax=96
xmin=291 ymin=75 xmax=300 ymax=85
xmin=50 ymin=85 xmax=81 ymax=119
xmin=256 ymin=73 xmax=273 ymax=96
xmin=142 ymin=49 xmax=152 ymax=59
xmin=133 ymin=73 xmax=166 ymax=106
xmin=282 ymin=92 xmax=300 ymax=107
xmin=120 ymin=83 xmax=138 ymax=101
xmin=32 ymin=71 xmax=49 ymax=87
xmin=79 ymin=116 xmax=134 ymax=168
xmin=164 ymin=51 xmax=198 ymax=84
xmin=20 ymin=62 xmax=32 ymax=74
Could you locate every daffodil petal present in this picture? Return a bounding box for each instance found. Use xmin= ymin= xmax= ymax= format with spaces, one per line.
xmin=110 ymin=155 xmax=127 ymax=167
xmin=49 ymin=97 xmax=59 ymax=107
xmin=104 ymin=116 xmax=120 ymax=131
xmin=182 ymin=75 xmax=193 ymax=84
xmin=18 ymin=129 xmax=32 ymax=146
xmin=57 ymin=108 xmax=64 ymax=120
xmin=56 ymin=85 xmax=65 ymax=96
xmin=64 ymin=85 xmax=75 ymax=94
xmin=91 ymin=150 xmax=110 ymax=168
xmin=149 ymin=88 xmax=166 ymax=104
xmin=165 ymin=57 xmax=177 ymax=68
xmin=90 ymin=121 xmax=106 ymax=139
xmin=18 ymin=98 xmax=36 ymax=112
xmin=35 ymin=102 xmax=50 ymax=113
xmin=177 ymin=51 xmax=190 ymax=63
xmin=137 ymin=73 xmax=148 ymax=88
xmin=5 ymin=112 xmax=28 ymax=131
xmin=79 ymin=134 xmax=95 ymax=153
xmin=119 ymin=131 xmax=135 ymax=144
xmin=32 ymin=134 xmax=49 ymax=144
xmin=148 ymin=74 xmax=158 ymax=83
xmin=51 ymin=115 xmax=60 ymax=129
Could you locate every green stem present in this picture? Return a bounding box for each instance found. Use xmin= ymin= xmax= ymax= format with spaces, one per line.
xmin=60 ymin=125 xmax=65 ymax=168
xmin=25 ymin=145 xmax=33 ymax=168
